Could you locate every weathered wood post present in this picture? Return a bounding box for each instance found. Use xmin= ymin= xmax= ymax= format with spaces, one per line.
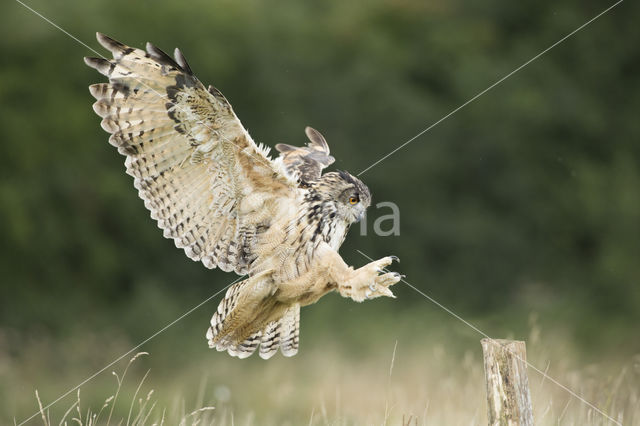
xmin=481 ymin=338 xmax=534 ymax=426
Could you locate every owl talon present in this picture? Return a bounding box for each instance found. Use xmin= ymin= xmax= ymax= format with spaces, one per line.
xmin=342 ymin=256 xmax=402 ymax=302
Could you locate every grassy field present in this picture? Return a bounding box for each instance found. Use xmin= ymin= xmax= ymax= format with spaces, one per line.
xmin=3 ymin=300 xmax=638 ymax=425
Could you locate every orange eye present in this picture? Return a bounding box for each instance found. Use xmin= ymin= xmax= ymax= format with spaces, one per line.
xmin=349 ymin=196 xmax=359 ymax=205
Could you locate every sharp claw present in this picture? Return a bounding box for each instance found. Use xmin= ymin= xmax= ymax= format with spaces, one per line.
xmin=390 ymin=255 xmax=400 ymax=263
xmin=381 ymin=287 xmax=395 ymax=298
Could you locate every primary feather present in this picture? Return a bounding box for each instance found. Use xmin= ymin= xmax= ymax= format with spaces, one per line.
xmin=85 ymin=32 xmax=297 ymax=275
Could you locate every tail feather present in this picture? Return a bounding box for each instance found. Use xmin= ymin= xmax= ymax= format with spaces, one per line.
xmin=258 ymin=320 xmax=281 ymax=360
xmin=228 ymin=330 xmax=262 ymax=359
xmin=206 ymin=284 xmax=300 ymax=359
xmin=206 ymin=281 xmax=248 ymax=350
xmin=278 ymin=305 xmax=300 ymax=357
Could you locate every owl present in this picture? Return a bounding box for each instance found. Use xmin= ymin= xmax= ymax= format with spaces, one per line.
xmin=85 ymin=33 xmax=401 ymax=359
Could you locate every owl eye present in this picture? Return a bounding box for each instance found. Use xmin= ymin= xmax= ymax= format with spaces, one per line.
xmin=349 ymin=196 xmax=359 ymax=205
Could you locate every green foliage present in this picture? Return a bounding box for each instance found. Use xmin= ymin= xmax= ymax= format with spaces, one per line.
xmin=1 ymin=0 xmax=638 ymax=342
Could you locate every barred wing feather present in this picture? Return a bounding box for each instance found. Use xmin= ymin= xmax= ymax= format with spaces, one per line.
xmin=85 ymin=33 xmax=297 ymax=275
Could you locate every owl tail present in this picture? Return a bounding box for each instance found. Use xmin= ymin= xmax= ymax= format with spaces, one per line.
xmin=206 ymin=281 xmax=300 ymax=359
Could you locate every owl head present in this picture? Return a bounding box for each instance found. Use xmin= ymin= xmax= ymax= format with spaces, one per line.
xmin=320 ymin=170 xmax=371 ymax=224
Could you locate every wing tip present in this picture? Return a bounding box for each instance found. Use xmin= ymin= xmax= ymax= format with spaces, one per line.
xmin=95 ymin=32 xmax=192 ymax=75
xmin=96 ymin=32 xmax=131 ymax=56
xmin=84 ymin=56 xmax=112 ymax=76
xmin=304 ymin=126 xmax=330 ymax=152
xmin=83 ymin=56 xmax=100 ymax=67
xmin=95 ymin=32 xmax=111 ymax=49
xmin=146 ymin=41 xmax=181 ymax=70
xmin=174 ymin=47 xmax=194 ymax=75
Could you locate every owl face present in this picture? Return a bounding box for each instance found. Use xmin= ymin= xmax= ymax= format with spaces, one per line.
xmin=332 ymin=171 xmax=371 ymax=224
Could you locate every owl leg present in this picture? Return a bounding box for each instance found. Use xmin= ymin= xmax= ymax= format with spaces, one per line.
xmin=337 ymin=256 xmax=402 ymax=302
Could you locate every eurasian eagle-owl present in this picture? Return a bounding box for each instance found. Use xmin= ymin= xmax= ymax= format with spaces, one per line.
xmin=85 ymin=33 xmax=401 ymax=359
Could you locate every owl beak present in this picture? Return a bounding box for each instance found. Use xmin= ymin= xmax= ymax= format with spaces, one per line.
xmin=355 ymin=210 xmax=366 ymax=223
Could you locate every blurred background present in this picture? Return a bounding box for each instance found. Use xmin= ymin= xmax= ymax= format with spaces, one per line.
xmin=1 ymin=0 xmax=639 ymax=424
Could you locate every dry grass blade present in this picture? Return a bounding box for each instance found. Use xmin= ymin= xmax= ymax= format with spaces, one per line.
xmin=35 ymin=390 xmax=47 ymax=426
xmin=107 ymin=352 xmax=149 ymax=426
xmin=126 ymin=369 xmax=151 ymax=425
xmin=58 ymin=399 xmax=79 ymax=426
xmin=383 ymin=340 xmax=398 ymax=426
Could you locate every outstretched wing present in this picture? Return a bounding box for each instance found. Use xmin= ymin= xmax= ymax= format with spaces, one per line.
xmin=85 ymin=33 xmax=298 ymax=275
xmin=275 ymin=126 xmax=335 ymax=183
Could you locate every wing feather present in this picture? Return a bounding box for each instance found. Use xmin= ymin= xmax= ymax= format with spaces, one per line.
xmin=275 ymin=126 xmax=335 ymax=183
xmin=86 ymin=33 xmax=298 ymax=274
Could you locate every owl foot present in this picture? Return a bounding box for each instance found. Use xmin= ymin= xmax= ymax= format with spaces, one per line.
xmin=339 ymin=256 xmax=401 ymax=302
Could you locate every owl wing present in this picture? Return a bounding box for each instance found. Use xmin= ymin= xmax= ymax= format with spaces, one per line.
xmin=85 ymin=33 xmax=298 ymax=275
xmin=275 ymin=126 xmax=335 ymax=184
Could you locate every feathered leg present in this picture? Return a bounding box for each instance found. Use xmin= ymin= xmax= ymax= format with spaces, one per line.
xmin=313 ymin=243 xmax=401 ymax=302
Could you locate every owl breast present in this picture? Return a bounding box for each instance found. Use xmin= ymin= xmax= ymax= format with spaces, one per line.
xmin=325 ymin=220 xmax=350 ymax=251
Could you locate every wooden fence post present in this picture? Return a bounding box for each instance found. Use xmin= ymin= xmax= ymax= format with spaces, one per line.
xmin=481 ymin=338 xmax=534 ymax=426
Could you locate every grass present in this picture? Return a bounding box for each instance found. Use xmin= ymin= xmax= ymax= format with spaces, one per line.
xmin=4 ymin=304 xmax=640 ymax=425
xmin=33 ymin=352 xmax=216 ymax=426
